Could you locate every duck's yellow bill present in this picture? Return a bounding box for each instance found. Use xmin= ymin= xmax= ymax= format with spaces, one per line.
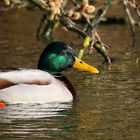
xmin=73 ymin=57 xmax=99 ymax=74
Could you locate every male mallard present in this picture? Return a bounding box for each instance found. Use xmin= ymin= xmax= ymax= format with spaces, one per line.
xmin=0 ymin=42 xmax=99 ymax=105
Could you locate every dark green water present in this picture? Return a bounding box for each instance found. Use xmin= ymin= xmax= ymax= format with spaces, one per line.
xmin=0 ymin=8 xmax=140 ymax=140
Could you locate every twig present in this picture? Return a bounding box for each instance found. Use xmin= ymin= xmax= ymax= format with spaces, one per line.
xmin=123 ymin=0 xmax=136 ymax=47
xmin=86 ymin=0 xmax=112 ymax=33
xmin=95 ymin=31 xmax=109 ymax=49
xmin=71 ymin=0 xmax=80 ymax=8
xmin=29 ymin=0 xmax=112 ymax=64
xmin=59 ymin=16 xmax=88 ymax=38
xmin=37 ymin=14 xmax=56 ymax=42
xmin=29 ymin=0 xmax=48 ymax=10
xmin=79 ymin=0 xmax=112 ymax=63
xmin=94 ymin=41 xmax=111 ymax=64
xmin=136 ymin=5 xmax=140 ymax=18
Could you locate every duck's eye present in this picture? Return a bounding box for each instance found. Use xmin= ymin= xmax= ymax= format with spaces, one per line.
xmin=61 ymin=51 xmax=67 ymax=55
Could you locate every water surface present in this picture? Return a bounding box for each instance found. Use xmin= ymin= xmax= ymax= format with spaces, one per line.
xmin=0 ymin=8 xmax=140 ymax=140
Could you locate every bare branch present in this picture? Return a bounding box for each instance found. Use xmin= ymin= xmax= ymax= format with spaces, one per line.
xmin=123 ymin=0 xmax=137 ymax=47
xmin=59 ymin=15 xmax=87 ymax=38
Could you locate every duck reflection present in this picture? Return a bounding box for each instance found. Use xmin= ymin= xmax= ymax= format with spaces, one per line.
xmin=0 ymin=102 xmax=73 ymax=120
xmin=0 ymin=103 xmax=78 ymax=139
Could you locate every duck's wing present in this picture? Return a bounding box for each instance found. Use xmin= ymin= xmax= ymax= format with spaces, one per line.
xmin=0 ymin=68 xmax=54 ymax=89
xmin=0 ymin=69 xmax=73 ymax=103
xmin=0 ymin=67 xmax=21 ymax=72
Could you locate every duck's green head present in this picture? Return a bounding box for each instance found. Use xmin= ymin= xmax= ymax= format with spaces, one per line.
xmin=38 ymin=42 xmax=99 ymax=75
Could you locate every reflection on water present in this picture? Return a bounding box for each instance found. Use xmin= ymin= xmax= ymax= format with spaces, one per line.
xmin=0 ymin=103 xmax=74 ymax=139
xmin=0 ymin=8 xmax=140 ymax=140
xmin=0 ymin=103 xmax=72 ymax=121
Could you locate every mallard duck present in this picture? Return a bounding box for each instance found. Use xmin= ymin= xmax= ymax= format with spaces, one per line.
xmin=0 ymin=42 xmax=99 ymax=105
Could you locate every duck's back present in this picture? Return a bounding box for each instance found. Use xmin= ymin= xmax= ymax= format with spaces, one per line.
xmin=0 ymin=69 xmax=73 ymax=104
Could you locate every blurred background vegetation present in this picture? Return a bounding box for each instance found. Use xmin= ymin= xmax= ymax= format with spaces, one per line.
xmin=0 ymin=0 xmax=139 ymax=65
